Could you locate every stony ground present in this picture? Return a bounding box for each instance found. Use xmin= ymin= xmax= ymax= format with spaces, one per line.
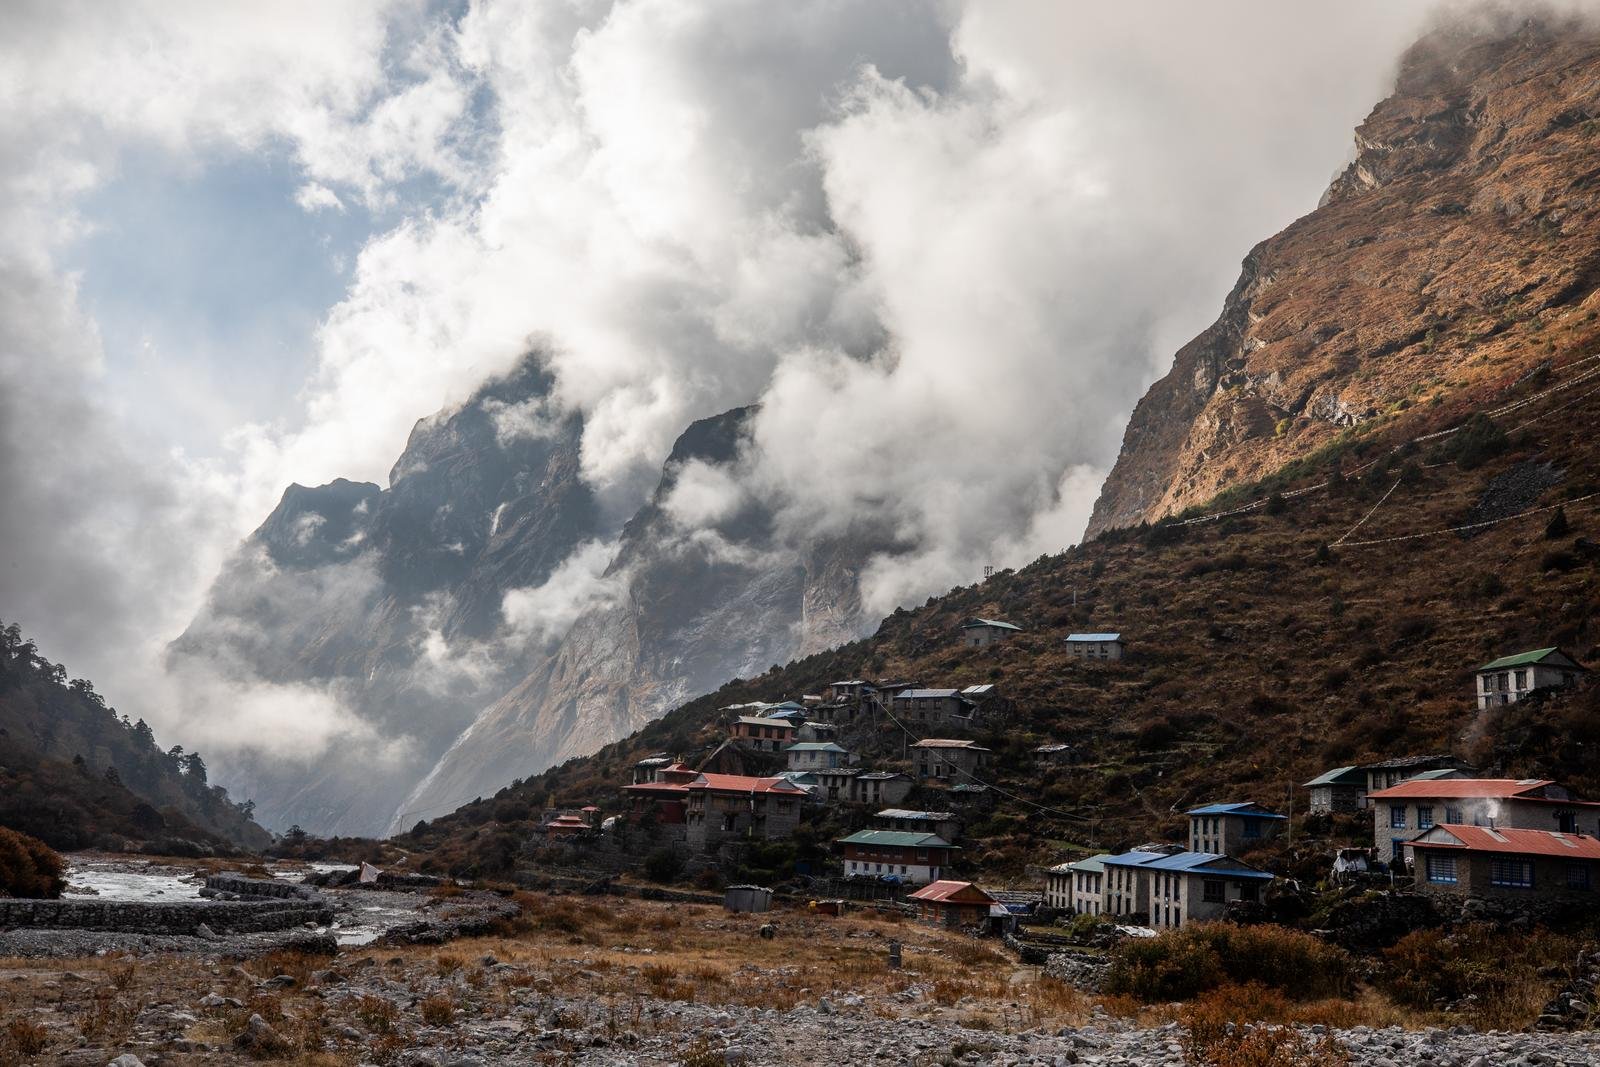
xmin=3 ymin=894 xmax=1600 ymax=1066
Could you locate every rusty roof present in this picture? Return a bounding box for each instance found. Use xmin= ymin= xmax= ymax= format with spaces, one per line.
xmin=907 ymin=880 xmax=996 ymax=904
xmin=1411 ymin=825 xmax=1600 ymax=859
xmin=1367 ymin=778 xmax=1569 ymax=800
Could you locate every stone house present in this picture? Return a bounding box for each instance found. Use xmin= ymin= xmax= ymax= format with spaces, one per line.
xmin=784 ymin=742 xmax=853 ymax=771
xmin=910 ymin=739 xmax=992 ymax=783
xmin=632 ymin=755 xmax=674 ymax=785
xmin=1187 ymin=802 xmax=1287 ymax=854
xmin=827 ymin=680 xmax=870 ymax=704
xmin=1476 ymin=648 xmax=1587 ymax=709
xmin=836 ymin=829 xmax=956 ymax=885
xmin=623 ymin=770 xmax=808 ymax=849
xmin=1046 ymin=854 xmax=1109 ymax=915
xmin=1368 ymin=779 xmax=1600 ymax=866
xmin=1303 ymin=766 xmax=1368 ymax=813
xmin=848 ymin=771 xmax=914 ymax=807
xmin=1362 ymin=755 xmax=1472 ymax=797
xmin=891 ymin=689 xmax=978 ymax=728
xmin=960 ymin=618 xmax=1021 ymax=648
xmin=907 ymin=880 xmax=996 ymax=927
xmin=811 ymin=766 xmax=860 ymax=802
xmin=730 ymin=716 xmax=796 ymax=753
xmin=1410 ymin=824 xmax=1600 ymax=900
xmin=1066 ymin=633 xmax=1123 ymax=660
xmin=875 ymin=808 xmax=960 ymax=842
xmin=796 ymin=720 xmax=838 ymax=743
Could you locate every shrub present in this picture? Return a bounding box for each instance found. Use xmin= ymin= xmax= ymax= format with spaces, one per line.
xmin=1107 ymin=924 xmax=1353 ymax=1003
xmin=1447 ymin=414 xmax=1508 ymax=470
xmin=0 ymin=827 xmax=64 ymax=898
xmin=1546 ymin=507 xmax=1572 ymax=539
xmin=644 ymin=847 xmax=686 ymax=883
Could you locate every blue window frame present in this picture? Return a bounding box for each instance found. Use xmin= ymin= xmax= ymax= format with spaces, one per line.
xmin=1425 ymin=855 xmax=1457 ymax=884
xmin=1568 ymin=863 xmax=1591 ymax=890
xmin=1389 ymin=806 xmax=1407 ymax=829
xmin=1490 ymin=859 xmax=1533 ymax=888
xmin=1417 ymin=806 xmax=1434 ymax=830
xmin=1243 ymin=818 xmax=1261 ymax=839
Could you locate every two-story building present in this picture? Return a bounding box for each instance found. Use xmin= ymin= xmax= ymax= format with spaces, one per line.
xmin=960 ymin=618 xmax=1022 ymax=648
xmin=1476 ymin=648 xmax=1587 ymax=709
xmin=624 ymin=769 xmax=808 ymax=848
xmin=784 ymin=741 xmax=853 ymax=771
xmin=1410 ymin=824 xmax=1600 ymax=900
xmin=1141 ymin=853 xmax=1275 ymax=930
xmin=848 ymin=771 xmax=915 ymax=807
xmin=837 ymin=829 xmax=957 ymax=885
xmin=632 ymin=754 xmax=675 ymax=785
xmin=730 ymin=716 xmax=797 ymax=753
xmin=1302 ymin=766 xmax=1368 ymax=813
xmin=1045 ymin=854 xmax=1109 ymax=915
xmin=891 ymin=689 xmax=979 ymax=728
xmin=1303 ymin=756 xmax=1471 ymax=813
xmin=1368 ymin=778 xmax=1600 ymax=866
xmin=1362 ymin=755 xmax=1473 ymax=797
xmin=1187 ymin=803 xmax=1287 ymax=854
xmin=1066 ymin=633 xmax=1123 ymax=660
xmin=910 ymin=739 xmax=992 ymax=783
xmin=1099 ymin=845 xmax=1181 ymax=919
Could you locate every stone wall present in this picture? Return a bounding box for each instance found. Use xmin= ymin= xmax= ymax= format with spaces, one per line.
xmin=0 ymin=898 xmax=332 ymax=935
xmin=202 ymin=874 xmax=319 ymax=900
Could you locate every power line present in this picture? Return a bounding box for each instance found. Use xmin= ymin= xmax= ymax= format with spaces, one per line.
xmin=1337 ymin=490 xmax=1600 ymax=549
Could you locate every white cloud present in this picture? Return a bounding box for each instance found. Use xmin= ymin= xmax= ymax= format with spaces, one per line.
xmin=501 ymin=540 xmax=625 ymax=647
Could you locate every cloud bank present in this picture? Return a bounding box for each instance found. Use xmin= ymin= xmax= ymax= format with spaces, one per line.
xmin=1 ymin=0 xmax=1494 ymax=779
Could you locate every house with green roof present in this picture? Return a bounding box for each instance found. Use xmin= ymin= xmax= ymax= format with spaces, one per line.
xmin=1475 ymin=647 xmax=1586 ymax=709
xmin=836 ymin=828 xmax=957 ymax=885
xmin=960 ymin=617 xmax=1022 ymax=649
xmin=1303 ymin=766 xmax=1368 ymax=813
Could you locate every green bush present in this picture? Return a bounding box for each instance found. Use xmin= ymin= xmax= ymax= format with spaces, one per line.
xmin=1105 ymin=923 xmax=1353 ymax=1002
xmin=0 ymin=826 xmax=66 ymax=898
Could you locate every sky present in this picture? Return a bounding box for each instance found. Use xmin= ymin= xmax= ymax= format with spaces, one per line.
xmin=0 ymin=0 xmax=1524 ymax=766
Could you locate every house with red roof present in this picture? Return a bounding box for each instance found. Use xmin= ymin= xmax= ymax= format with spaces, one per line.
xmin=907 ymin=880 xmax=997 ymax=927
xmin=1410 ymin=824 xmax=1600 ymax=899
xmin=1368 ymin=779 xmax=1600 ymax=866
xmin=623 ymin=765 xmax=808 ymax=848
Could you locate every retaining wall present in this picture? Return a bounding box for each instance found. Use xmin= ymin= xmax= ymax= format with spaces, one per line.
xmin=0 ymin=898 xmax=332 ymax=935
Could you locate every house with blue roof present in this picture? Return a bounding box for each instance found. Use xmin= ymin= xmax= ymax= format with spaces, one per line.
xmin=1066 ymin=632 xmax=1123 ymax=660
xmin=1102 ymin=847 xmax=1274 ymax=929
xmin=1187 ymin=802 xmax=1287 ymax=855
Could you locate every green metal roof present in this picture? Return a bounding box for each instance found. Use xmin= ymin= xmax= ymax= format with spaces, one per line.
xmin=836 ymin=830 xmax=956 ymax=849
xmin=963 ymin=618 xmax=1021 ymax=631
xmin=1478 ymin=647 xmax=1584 ymax=672
xmin=1303 ymin=765 xmax=1365 ymax=787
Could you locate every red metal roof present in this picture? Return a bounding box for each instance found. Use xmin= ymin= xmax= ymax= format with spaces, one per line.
xmin=1412 ymin=825 xmax=1600 ymax=859
xmin=1367 ymin=779 xmax=1563 ymax=800
xmin=624 ymin=773 xmax=803 ymax=796
xmin=907 ymin=880 xmax=996 ymax=904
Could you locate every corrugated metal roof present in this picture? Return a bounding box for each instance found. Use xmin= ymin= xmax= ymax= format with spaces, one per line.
xmin=1367 ymin=778 xmax=1567 ymax=801
xmin=1051 ymin=853 xmax=1111 ymax=875
xmin=736 ymin=715 xmax=793 ymax=728
xmin=895 ymin=689 xmax=960 ymax=699
xmin=1478 ymin=647 xmax=1585 ymax=672
xmin=962 ymin=684 xmax=996 ymax=695
xmin=962 ymin=618 xmax=1021 ymax=631
xmin=911 ymin=739 xmax=991 ymax=750
xmin=855 ymin=771 xmax=908 ymax=780
xmin=907 ymin=880 xmax=995 ymax=904
xmin=1302 ymin=766 xmax=1364 ymax=787
xmin=876 ymin=809 xmax=957 ymax=821
xmin=1103 ymin=850 xmax=1273 ymax=879
xmin=785 ymin=742 xmax=849 ymax=753
xmin=1412 ymin=824 xmax=1600 ymax=859
xmin=1067 ymin=633 xmax=1121 ymax=642
xmin=836 ymin=830 xmax=956 ymax=849
xmin=1187 ymin=802 xmax=1286 ymax=819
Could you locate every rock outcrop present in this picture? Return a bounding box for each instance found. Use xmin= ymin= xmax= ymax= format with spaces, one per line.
xmin=1088 ymin=14 xmax=1600 ymax=535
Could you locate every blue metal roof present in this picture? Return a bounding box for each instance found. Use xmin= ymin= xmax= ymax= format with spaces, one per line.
xmin=1186 ymin=802 xmax=1287 ymax=819
xmin=1102 ymin=850 xmax=1273 ymax=880
xmin=1067 ymin=633 xmax=1121 ymax=642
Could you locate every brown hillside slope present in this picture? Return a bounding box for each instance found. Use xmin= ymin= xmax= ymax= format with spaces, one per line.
xmin=404 ymin=332 xmax=1600 ymax=877
xmin=1088 ymin=13 xmax=1600 ymax=536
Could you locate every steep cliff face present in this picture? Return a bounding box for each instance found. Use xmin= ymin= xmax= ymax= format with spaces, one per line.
xmin=1088 ymin=15 xmax=1600 ymax=535
xmin=178 ymin=369 xmax=881 ymax=836
xmin=171 ymin=357 xmax=602 ymax=835
xmin=392 ymin=407 xmax=884 ymax=831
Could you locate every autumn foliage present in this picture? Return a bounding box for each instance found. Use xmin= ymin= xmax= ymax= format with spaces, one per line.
xmin=0 ymin=826 xmax=65 ymax=898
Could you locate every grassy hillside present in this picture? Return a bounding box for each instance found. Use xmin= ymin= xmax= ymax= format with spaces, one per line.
xmin=0 ymin=621 xmax=271 ymax=852
xmin=402 ymin=332 xmax=1600 ymax=879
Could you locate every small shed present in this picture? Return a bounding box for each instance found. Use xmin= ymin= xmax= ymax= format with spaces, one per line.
xmin=724 ymin=885 xmax=774 ymax=913
xmin=960 ymin=618 xmax=1022 ymax=648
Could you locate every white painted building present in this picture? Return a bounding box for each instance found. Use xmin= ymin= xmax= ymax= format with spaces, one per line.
xmin=1066 ymin=633 xmax=1123 ymax=660
xmin=1475 ymin=648 xmax=1586 ymax=709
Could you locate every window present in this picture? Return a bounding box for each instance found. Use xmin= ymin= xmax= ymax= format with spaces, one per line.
xmin=1567 ymin=863 xmax=1591 ymax=890
xmin=1425 ymin=855 xmax=1457 ymax=884
xmin=1390 ymin=806 xmax=1407 ymax=829
xmin=1243 ymin=818 xmax=1261 ymax=839
xmin=1237 ymin=882 xmax=1259 ymax=903
xmin=1514 ymin=669 xmax=1527 ymax=689
xmin=1417 ymin=807 xmax=1434 ymax=830
xmin=1490 ymin=859 xmax=1534 ymax=888
xmin=1559 ymin=812 xmax=1579 ymax=834
xmin=1202 ymin=880 xmax=1224 ymax=903
xmin=1446 ymin=807 xmax=1463 ymax=825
